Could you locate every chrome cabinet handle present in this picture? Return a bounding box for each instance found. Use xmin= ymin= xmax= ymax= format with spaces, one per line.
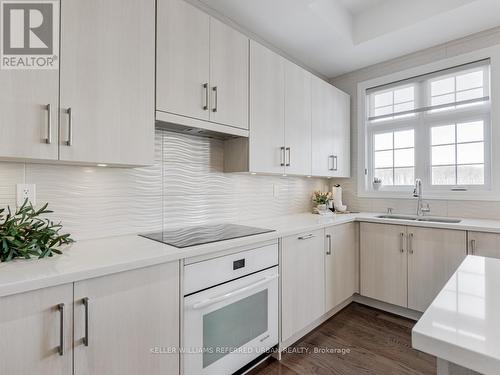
xmin=333 ymin=155 xmax=338 ymax=171
xmin=285 ymin=147 xmax=291 ymax=167
xmin=82 ymin=298 xmax=89 ymax=346
xmin=400 ymin=233 xmax=405 ymax=253
xmin=44 ymin=104 xmax=52 ymax=144
xmin=470 ymin=239 xmax=476 ymax=255
xmin=280 ymin=147 xmax=285 ymax=167
xmin=408 ymin=233 xmax=414 ymax=254
xmin=58 ymin=303 xmax=65 ymax=356
xmin=66 ymin=108 xmax=73 ymax=146
xmin=212 ymin=86 xmax=218 ymax=112
xmin=298 ymin=234 xmax=315 ymax=240
xmin=203 ymin=83 xmax=209 ymax=110
xmin=326 ymin=234 xmax=332 ymax=255
xmin=328 ymin=155 xmax=334 ymax=171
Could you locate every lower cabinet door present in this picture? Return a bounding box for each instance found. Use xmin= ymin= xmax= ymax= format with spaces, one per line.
xmin=0 ymin=284 xmax=73 ymax=375
xmin=469 ymin=231 xmax=500 ymax=259
xmin=407 ymin=227 xmax=467 ymax=312
xmin=73 ymin=262 xmax=180 ymax=375
xmin=360 ymin=223 xmax=408 ymax=307
xmin=325 ymin=223 xmax=358 ymax=312
xmin=281 ymin=229 xmax=325 ymax=342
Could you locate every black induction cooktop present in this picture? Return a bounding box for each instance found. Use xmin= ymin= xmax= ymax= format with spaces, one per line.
xmin=139 ymin=224 xmax=275 ymax=248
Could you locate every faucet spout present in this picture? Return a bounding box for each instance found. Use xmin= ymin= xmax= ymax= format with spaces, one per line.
xmin=413 ymin=179 xmax=428 ymax=216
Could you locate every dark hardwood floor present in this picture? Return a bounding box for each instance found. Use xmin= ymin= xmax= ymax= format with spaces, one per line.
xmin=249 ymin=303 xmax=436 ymax=375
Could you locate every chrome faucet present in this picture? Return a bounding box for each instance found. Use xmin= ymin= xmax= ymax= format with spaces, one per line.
xmin=413 ymin=179 xmax=430 ymax=216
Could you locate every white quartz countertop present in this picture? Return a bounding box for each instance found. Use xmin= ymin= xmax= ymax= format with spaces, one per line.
xmin=3 ymin=211 xmax=500 ymax=299
xmin=0 ymin=213 xmax=357 ymax=298
xmin=412 ymin=256 xmax=500 ymax=375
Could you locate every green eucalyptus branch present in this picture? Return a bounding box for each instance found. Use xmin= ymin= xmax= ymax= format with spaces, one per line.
xmin=0 ymin=199 xmax=74 ymax=262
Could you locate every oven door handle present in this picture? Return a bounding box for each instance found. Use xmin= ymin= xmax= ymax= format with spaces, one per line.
xmin=191 ymin=274 xmax=278 ymax=310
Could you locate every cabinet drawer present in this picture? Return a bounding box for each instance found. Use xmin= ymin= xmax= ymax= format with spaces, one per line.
xmin=184 ymin=243 xmax=278 ymax=295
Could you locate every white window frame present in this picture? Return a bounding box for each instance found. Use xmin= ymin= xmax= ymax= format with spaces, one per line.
xmin=357 ymin=45 xmax=500 ymax=201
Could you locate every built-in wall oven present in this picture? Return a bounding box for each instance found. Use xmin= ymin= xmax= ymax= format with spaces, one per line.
xmin=183 ymin=241 xmax=279 ymax=375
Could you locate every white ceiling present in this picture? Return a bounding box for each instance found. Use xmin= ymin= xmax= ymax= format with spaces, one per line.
xmin=337 ymin=0 xmax=385 ymax=15
xmin=199 ymin=0 xmax=500 ymax=78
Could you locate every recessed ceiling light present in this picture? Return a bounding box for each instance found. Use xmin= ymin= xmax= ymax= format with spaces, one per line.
xmin=97 ymin=164 xmax=108 ymax=167
xmin=251 ymin=172 xmax=257 ymax=175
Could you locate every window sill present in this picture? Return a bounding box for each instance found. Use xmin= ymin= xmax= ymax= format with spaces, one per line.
xmin=358 ymin=189 xmax=499 ymax=201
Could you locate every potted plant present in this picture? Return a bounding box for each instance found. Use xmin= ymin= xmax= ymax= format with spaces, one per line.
xmin=0 ymin=200 xmax=73 ymax=262
xmin=312 ymin=191 xmax=332 ymax=213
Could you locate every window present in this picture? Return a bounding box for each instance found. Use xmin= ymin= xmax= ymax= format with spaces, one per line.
xmin=431 ymin=121 xmax=485 ymax=185
xmin=371 ymin=85 xmax=415 ymax=120
xmin=374 ymin=130 xmax=415 ymax=186
xmin=364 ymin=60 xmax=491 ymax=194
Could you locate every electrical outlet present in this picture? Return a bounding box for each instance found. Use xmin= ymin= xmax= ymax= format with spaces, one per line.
xmin=16 ymin=184 xmax=36 ymax=207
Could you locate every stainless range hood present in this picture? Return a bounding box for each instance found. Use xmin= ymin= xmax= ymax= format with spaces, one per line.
xmin=155 ymin=111 xmax=249 ymax=140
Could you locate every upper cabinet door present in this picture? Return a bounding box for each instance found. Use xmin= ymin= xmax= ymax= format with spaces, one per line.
xmin=59 ymin=0 xmax=155 ymax=165
xmin=249 ymin=41 xmax=285 ymax=174
xmin=311 ymin=76 xmax=335 ymax=177
xmin=209 ymin=18 xmax=249 ymax=130
xmin=0 ymin=71 xmax=58 ymax=161
xmin=284 ymin=60 xmax=312 ymax=176
xmin=331 ymin=87 xmax=351 ymax=178
xmin=157 ymin=0 xmax=210 ymax=121
xmin=311 ymin=76 xmax=351 ymax=177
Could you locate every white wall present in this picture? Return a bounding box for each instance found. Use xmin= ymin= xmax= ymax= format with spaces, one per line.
xmin=331 ymin=26 xmax=500 ymax=219
xmin=0 ymin=129 xmax=327 ymax=240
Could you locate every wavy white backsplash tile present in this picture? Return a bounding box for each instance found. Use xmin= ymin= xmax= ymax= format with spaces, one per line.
xmin=0 ymin=162 xmax=24 ymax=208
xmin=160 ymin=129 xmax=328 ymax=226
xmin=0 ymin=129 xmax=326 ymax=240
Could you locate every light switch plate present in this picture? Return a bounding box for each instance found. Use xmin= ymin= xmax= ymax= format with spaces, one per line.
xmin=16 ymin=184 xmax=36 ymax=207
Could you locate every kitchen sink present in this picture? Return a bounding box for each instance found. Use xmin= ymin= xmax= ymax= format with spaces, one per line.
xmin=375 ymin=214 xmax=462 ymax=223
xmin=376 ymin=214 xmax=418 ymax=221
xmin=415 ymin=217 xmax=462 ymax=223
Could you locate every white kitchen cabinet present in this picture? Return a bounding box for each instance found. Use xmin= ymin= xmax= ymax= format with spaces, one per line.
xmin=248 ymin=41 xmax=286 ymax=175
xmin=156 ymin=0 xmax=249 ymax=132
xmin=59 ymin=0 xmax=155 ymax=165
xmin=284 ymin=60 xmax=312 ymax=176
xmin=360 ymin=222 xmax=467 ymax=312
xmin=360 ymin=223 xmax=408 ymax=307
xmin=0 ymin=284 xmax=73 ymax=375
xmin=0 ymin=71 xmax=59 ymax=161
xmin=0 ymin=262 xmax=179 ymax=375
xmin=73 ymin=262 xmax=179 ymax=375
xmin=157 ymin=0 xmax=210 ymax=121
xmin=281 ymin=229 xmax=325 ymax=342
xmin=468 ymin=231 xmax=500 ymax=259
xmin=325 ymin=223 xmax=358 ymax=312
xmin=209 ymin=18 xmax=249 ymax=129
xmin=311 ymin=75 xmax=351 ymax=178
xmin=407 ymin=227 xmax=466 ymax=312
xmin=226 ymin=42 xmax=314 ymax=176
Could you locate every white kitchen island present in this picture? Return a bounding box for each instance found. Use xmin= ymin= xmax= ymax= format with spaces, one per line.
xmin=412 ymin=255 xmax=500 ymax=375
